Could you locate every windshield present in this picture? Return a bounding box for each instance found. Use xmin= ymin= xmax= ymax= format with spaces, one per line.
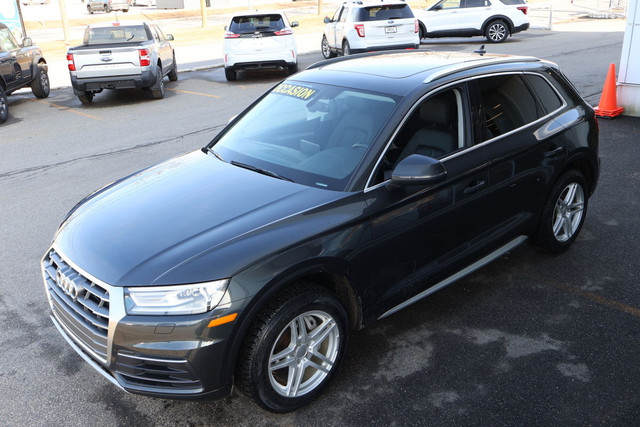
xmin=211 ymin=81 xmax=399 ymax=191
xmin=84 ymin=25 xmax=149 ymax=45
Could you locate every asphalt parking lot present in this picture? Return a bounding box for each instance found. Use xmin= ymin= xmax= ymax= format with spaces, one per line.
xmin=1 ymin=13 xmax=640 ymax=427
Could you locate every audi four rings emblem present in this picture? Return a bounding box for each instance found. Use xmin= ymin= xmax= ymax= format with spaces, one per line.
xmin=56 ymin=269 xmax=80 ymax=300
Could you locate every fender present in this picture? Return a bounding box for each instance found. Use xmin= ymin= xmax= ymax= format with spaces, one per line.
xmin=481 ymin=15 xmax=515 ymax=32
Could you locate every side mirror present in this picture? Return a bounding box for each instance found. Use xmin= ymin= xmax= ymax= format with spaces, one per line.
xmin=291 ymin=21 xmax=299 ymax=28
xmin=224 ymin=25 xmax=228 ymax=31
xmin=323 ymin=17 xmax=331 ymax=24
xmin=166 ymin=34 xmax=174 ymax=41
xmin=22 ymin=37 xmax=33 ymax=47
xmin=386 ymin=154 xmax=447 ymax=190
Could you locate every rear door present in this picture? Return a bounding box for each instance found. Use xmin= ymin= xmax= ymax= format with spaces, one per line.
xmin=361 ymin=4 xmax=416 ymax=47
xmin=468 ymin=72 xmax=568 ymax=243
xmin=150 ymin=25 xmax=173 ymax=74
xmin=458 ymin=0 xmax=491 ymax=31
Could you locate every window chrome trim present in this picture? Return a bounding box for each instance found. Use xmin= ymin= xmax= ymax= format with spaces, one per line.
xmin=364 ymin=70 xmax=569 ymax=191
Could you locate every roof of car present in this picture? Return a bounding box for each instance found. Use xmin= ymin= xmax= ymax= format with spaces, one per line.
xmin=345 ymin=0 xmax=411 ymax=6
xmin=297 ymin=51 xmax=543 ymax=96
xmin=87 ymin=21 xmax=148 ymax=29
xmin=230 ymin=10 xmax=287 ymax=18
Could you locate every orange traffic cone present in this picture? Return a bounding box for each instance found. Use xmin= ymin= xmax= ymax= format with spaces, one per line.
xmin=594 ymin=63 xmax=624 ymax=118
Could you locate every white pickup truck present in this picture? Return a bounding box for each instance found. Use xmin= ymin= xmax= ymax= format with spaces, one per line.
xmin=67 ymin=22 xmax=177 ymax=104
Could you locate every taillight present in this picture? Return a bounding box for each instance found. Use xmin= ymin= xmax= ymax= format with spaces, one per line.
xmin=274 ymin=28 xmax=293 ymax=36
xmin=355 ymin=24 xmax=365 ymax=38
xmin=415 ymin=19 xmax=419 ymax=34
xmin=224 ymin=32 xmax=241 ymax=38
xmin=517 ymin=6 xmax=528 ymax=15
xmin=138 ymin=48 xmax=150 ymax=67
xmin=67 ymin=53 xmax=75 ymax=71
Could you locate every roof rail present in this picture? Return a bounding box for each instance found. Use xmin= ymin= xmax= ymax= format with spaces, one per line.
xmin=305 ymin=49 xmax=419 ymax=71
xmin=423 ymin=56 xmax=541 ymax=83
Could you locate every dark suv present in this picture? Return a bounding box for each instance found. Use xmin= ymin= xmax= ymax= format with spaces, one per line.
xmin=43 ymin=50 xmax=599 ymax=412
xmin=0 ymin=23 xmax=49 ymax=124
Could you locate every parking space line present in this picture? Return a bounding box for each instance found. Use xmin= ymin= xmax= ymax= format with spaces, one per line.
xmin=165 ymin=88 xmax=220 ymax=98
xmin=29 ymin=99 xmax=102 ymax=120
xmin=550 ymin=281 xmax=640 ymax=318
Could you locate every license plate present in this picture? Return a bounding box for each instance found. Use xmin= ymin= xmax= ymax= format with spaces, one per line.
xmin=385 ymin=26 xmax=397 ymax=34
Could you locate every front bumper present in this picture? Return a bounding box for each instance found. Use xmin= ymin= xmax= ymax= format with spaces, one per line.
xmin=42 ymin=247 xmax=240 ymax=400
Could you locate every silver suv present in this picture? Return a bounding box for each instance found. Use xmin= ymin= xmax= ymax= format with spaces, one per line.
xmin=321 ymin=0 xmax=419 ymax=58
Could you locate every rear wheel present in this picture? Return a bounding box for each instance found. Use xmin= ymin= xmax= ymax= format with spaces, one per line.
xmin=237 ymin=284 xmax=349 ymax=413
xmin=30 ymin=64 xmax=50 ymax=98
xmin=224 ymin=67 xmax=237 ymax=81
xmin=342 ymin=40 xmax=351 ymax=56
xmin=535 ymin=170 xmax=588 ymax=252
xmin=78 ymin=91 xmax=94 ymax=104
xmin=485 ymin=20 xmax=508 ymax=43
xmin=321 ymin=36 xmax=336 ymax=59
xmin=287 ymin=63 xmax=298 ymax=75
xmin=0 ymin=86 xmax=8 ymax=124
xmin=150 ymin=65 xmax=165 ymax=99
xmin=419 ymin=23 xmax=426 ymax=42
xmin=168 ymin=54 xmax=178 ymax=81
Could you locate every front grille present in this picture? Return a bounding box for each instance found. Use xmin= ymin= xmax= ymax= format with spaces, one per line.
xmin=116 ymin=352 xmax=203 ymax=391
xmin=43 ymin=249 xmax=110 ymax=363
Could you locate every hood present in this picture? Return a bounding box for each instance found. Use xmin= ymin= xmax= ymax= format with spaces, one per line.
xmin=54 ymin=150 xmax=357 ymax=286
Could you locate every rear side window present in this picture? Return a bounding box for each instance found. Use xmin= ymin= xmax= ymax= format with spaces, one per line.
xmin=356 ymin=4 xmax=414 ymax=21
xmin=499 ymin=0 xmax=526 ymax=4
xmin=85 ymin=25 xmax=149 ymax=45
xmin=465 ymin=0 xmax=490 ymax=7
xmin=523 ymin=74 xmax=564 ymax=114
xmin=229 ymin=14 xmax=285 ymax=34
xmin=476 ymin=74 xmax=538 ymax=141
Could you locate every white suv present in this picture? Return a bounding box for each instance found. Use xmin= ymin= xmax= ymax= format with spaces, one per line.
xmin=413 ymin=0 xmax=530 ymax=43
xmin=321 ymin=1 xmax=420 ymax=58
xmin=223 ymin=11 xmax=299 ymax=81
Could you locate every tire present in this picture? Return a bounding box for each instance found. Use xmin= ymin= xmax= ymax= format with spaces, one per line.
xmin=419 ymin=23 xmax=426 ymax=43
xmin=287 ymin=63 xmax=298 ymax=75
xmin=224 ymin=67 xmax=237 ymax=81
xmin=150 ymin=65 xmax=165 ymax=99
xmin=168 ymin=54 xmax=178 ymax=81
xmin=0 ymin=86 xmax=8 ymax=124
xmin=78 ymin=92 xmax=94 ymax=104
xmin=237 ymin=283 xmax=349 ymax=413
xmin=105 ymin=5 xmax=110 ymax=12
xmin=30 ymin=63 xmax=50 ymax=99
xmin=485 ymin=20 xmax=508 ymax=43
xmin=342 ymin=40 xmax=350 ymax=56
xmin=321 ymin=36 xmax=336 ymax=59
xmin=534 ymin=170 xmax=589 ymax=252
xmin=87 ymin=5 xmax=93 ymax=14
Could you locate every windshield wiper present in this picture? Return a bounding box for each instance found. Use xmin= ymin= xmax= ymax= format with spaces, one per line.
xmin=231 ymin=160 xmax=294 ymax=182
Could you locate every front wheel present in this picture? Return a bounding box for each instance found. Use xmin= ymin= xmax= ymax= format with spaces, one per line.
xmin=0 ymin=86 xmax=8 ymax=124
xmin=321 ymin=36 xmax=336 ymax=59
xmin=485 ymin=20 xmax=508 ymax=43
xmin=30 ymin=64 xmax=50 ymax=98
xmin=237 ymin=284 xmax=349 ymax=412
xmin=534 ymin=170 xmax=589 ymax=252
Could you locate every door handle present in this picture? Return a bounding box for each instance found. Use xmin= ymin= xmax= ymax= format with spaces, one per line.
xmin=544 ymin=146 xmax=565 ymax=158
xmin=463 ymin=180 xmax=486 ymax=194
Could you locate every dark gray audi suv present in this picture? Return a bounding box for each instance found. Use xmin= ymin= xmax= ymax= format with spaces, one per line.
xmin=42 ymin=50 xmax=599 ymax=412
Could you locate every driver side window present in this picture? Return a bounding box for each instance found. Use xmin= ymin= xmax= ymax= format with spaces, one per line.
xmin=372 ymin=87 xmax=466 ymax=185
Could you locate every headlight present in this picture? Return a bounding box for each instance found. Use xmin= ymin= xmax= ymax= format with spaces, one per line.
xmin=124 ymin=279 xmax=229 ymax=315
